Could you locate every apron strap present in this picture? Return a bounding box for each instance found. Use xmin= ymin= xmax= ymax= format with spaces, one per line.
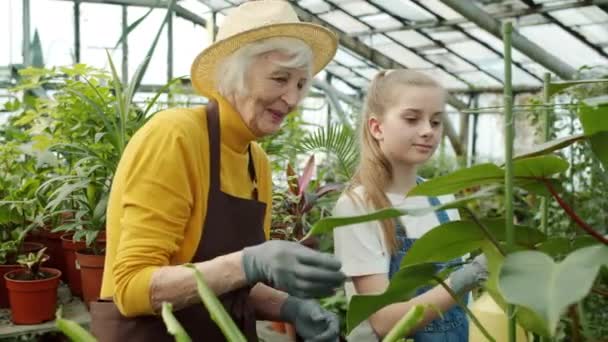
xmin=206 ymin=100 xmax=258 ymax=200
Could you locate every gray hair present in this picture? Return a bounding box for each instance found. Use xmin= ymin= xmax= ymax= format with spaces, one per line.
xmin=215 ymin=37 xmax=314 ymax=98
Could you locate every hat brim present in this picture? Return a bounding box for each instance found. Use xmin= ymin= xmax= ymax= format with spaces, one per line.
xmin=190 ymin=22 xmax=338 ymax=98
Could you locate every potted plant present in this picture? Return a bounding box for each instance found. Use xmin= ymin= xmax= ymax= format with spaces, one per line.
xmin=5 ymin=247 xmax=61 ymax=324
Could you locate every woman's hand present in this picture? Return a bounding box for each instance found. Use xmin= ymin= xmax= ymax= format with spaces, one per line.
xmin=242 ymin=240 xmax=346 ymax=298
xmin=280 ymin=296 xmax=340 ymax=342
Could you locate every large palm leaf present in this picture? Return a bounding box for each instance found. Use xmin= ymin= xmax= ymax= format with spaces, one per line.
xmin=297 ymin=124 xmax=359 ymax=180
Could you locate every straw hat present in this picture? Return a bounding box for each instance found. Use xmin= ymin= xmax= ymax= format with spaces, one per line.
xmin=190 ymin=0 xmax=338 ymax=97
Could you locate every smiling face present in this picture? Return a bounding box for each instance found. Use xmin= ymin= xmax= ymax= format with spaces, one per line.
xmin=232 ymin=50 xmax=310 ymax=137
xmin=369 ymin=84 xmax=446 ymax=167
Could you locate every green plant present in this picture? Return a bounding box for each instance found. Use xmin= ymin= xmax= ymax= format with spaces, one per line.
xmin=15 ymin=247 xmax=47 ymax=280
xmin=299 ymin=73 xmax=608 ymax=340
xmin=271 ymin=154 xmax=342 ymax=242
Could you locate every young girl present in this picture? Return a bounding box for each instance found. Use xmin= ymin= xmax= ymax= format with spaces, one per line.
xmin=333 ymin=70 xmax=487 ymax=341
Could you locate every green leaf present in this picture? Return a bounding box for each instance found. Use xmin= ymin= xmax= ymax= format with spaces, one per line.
xmin=589 ymin=131 xmax=608 ymax=170
xmin=409 ymin=155 xmax=568 ymax=197
xmin=498 ymin=245 xmax=608 ymax=336
xmin=161 ymin=302 xmax=192 ymax=342
xmin=186 ymin=264 xmax=247 ymax=342
xmin=347 ymin=263 xmax=439 ymax=334
xmin=536 ymin=236 xmax=600 ymax=258
xmin=513 ymin=134 xmax=587 ymax=160
xmin=55 ymin=307 xmax=97 ymax=342
xmin=113 ymin=6 xmax=156 ymax=50
xmin=304 ymin=187 xmax=495 ymax=240
xmin=481 ymin=242 xmax=549 ymax=337
xmin=401 ymin=219 xmax=545 ymax=268
xmin=578 ymin=101 xmax=608 ymax=136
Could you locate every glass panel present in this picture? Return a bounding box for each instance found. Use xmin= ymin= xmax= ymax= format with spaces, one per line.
xmin=577 ymin=24 xmax=608 ymax=45
xmin=298 ymin=0 xmax=331 ymax=14
xmin=330 ymin=77 xmax=357 ymax=95
xmin=425 ymin=68 xmax=467 ymax=89
xmin=369 ymin=0 xmax=434 ymax=21
xmin=349 ymin=77 xmax=369 ymax=88
xmin=421 ymin=0 xmax=462 ymax=20
xmin=465 ymin=28 xmax=531 ymax=64
xmin=204 ymin=0 xmax=231 ymax=10
xmin=447 ymin=40 xmax=499 ymax=63
xmin=387 ymin=30 xmax=434 ymax=48
xmin=31 ymin=0 xmax=74 ymax=67
xmin=483 ymin=59 xmax=542 ymax=86
xmin=81 ymin=3 xmax=122 ymax=73
xmin=0 ymin=0 xmax=22 ymax=65
xmin=180 ymin=0 xmax=211 ymax=15
xmin=425 ymin=30 xmax=466 ymax=44
xmin=340 ymin=1 xmax=378 ymax=16
xmin=459 ymin=71 xmax=501 ymax=88
xmin=326 ymin=64 xmax=355 ymax=78
xmin=318 ymin=10 xmax=368 ymax=34
xmin=335 ymin=48 xmax=366 ymax=67
xmin=550 ymin=6 xmax=608 ymax=26
xmin=128 ymin=7 xmax=168 ymax=85
xmin=374 ymin=43 xmax=433 ymax=68
xmin=360 ymin=13 xmax=401 ymax=30
xmin=173 ymin=17 xmax=209 ymax=79
xmin=425 ymin=53 xmax=475 ymax=72
xmin=519 ymin=24 xmax=606 ymax=68
xmin=357 ymin=67 xmax=381 ymax=80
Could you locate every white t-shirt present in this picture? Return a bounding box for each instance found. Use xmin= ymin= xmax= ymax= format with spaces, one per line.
xmin=332 ymin=186 xmax=460 ymax=341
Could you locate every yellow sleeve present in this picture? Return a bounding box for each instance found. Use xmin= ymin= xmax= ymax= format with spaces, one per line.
xmin=112 ymin=116 xmax=196 ymax=317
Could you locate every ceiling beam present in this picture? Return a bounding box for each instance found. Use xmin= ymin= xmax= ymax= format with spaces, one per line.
xmin=439 ymin=0 xmax=576 ymax=80
xmin=55 ymin=0 xmax=207 ymax=26
xmin=351 ymin=0 xmax=608 ymax=36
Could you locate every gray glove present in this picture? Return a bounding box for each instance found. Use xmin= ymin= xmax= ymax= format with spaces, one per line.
xmin=280 ymin=296 xmax=340 ymax=342
xmin=242 ymin=240 xmax=345 ymax=298
xmin=448 ymin=254 xmax=488 ymax=295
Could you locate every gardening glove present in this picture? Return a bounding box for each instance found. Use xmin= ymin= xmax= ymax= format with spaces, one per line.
xmin=280 ymin=296 xmax=340 ymax=342
xmin=242 ymin=240 xmax=345 ymax=298
xmin=448 ymin=254 xmax=488 ymax=295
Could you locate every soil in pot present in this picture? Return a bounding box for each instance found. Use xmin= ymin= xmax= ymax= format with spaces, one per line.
xmin=0 ymin=242 xmax=46 ymax=308
xmin=27 ymin=227 xmax=66 ymax=280
xmin=5 ymin=267 xmax=61 ymax=324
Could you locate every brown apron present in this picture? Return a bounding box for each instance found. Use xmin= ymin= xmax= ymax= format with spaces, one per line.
xmin=90 ymin=100 xmax=267 ymax=341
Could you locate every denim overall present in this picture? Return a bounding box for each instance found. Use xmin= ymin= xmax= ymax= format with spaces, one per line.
xmin=387 ymin=177 xmax=468 ymax=342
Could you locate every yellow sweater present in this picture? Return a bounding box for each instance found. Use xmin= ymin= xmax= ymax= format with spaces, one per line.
xmin=100 ymin=95 xmax=272 ymax=317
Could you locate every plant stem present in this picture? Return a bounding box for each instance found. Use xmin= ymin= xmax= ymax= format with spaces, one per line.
xmin=503 ymin=21 xmax=517 ymax=342
xmin=543 ymin=180 xmax=608 ymax=244
xmin=435 ymin=277 xmax=496 ymax=342
xmin=382 ymin=305 xmax=425 ymax=342
xmin=567 ymin=304 xmax=582 ymax=342
xmin=541 ymin=73 xmax=551 ymax=236
xmin=463 ymin=207 xmax=506 ymax=256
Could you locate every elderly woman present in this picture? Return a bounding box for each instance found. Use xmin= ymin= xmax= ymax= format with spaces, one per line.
xmin=90 ymin=1 xmax=345 ymax=341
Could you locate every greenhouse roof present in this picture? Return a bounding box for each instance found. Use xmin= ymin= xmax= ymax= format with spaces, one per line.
xmin=192 ymin=0 xmax=608 ymax=96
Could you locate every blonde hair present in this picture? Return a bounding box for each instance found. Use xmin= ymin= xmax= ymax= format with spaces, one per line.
xmin=216 ymin=37 xmax=313 ymax=98
xmin=346 ymin=69 xmax=444 ymax=254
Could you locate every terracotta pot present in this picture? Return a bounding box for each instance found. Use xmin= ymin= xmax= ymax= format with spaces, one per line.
xmin=4 ymin=267 xmax=61 ymax=324
xmin=0 ymin=264 xmax=22 ymax=308
xmin=285 ymin=323 xmax=298 ymax=341
xmin=61 ymin=234 xmax=87 ymax=297
xmin=27 ymin=227 xmax=66 ymax=281
xmin=76 ymin=248 xmax=105 ymax=308
xmin=270 ymin=321 xmax=286 ymax=333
